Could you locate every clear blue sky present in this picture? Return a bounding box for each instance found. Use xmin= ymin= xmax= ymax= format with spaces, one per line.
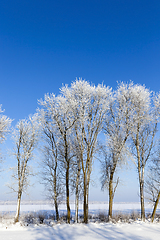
xmin=0 ymin=0 xmax=160 ymax=202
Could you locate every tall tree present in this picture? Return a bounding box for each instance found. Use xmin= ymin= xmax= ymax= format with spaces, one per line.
xmin=39 ymin=94 xmax=76 ymax=223
xmin=61 ymin=79 xmax=112 ymax=223
xmin=129 ymin=83 xmax=157 ymax=221
xmin=102 ymin=82 xmax=134 ymax=219
xmin=39 ymin=108 xmax=64 ymax=222
xmin=70 ymin=145 xmax=83 ymax=223
xmin=11 ymin=114 xmax=39 ymax=223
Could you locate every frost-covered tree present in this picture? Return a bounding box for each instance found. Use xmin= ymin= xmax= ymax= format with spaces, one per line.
xmin=145 ymin=156 xmax=160 ymax=222
xmin=0 ymin=105 xmax=12 ymax=167
xmin=61 ymin=79 xmax=112 ymax=223
xmin=39 ymin=108 xmax=64 ymax=222
xmin=145 ymin=93 xmax=160 ymax=222
xmin=11 ymin=114 xmax=39 ymax=223
xmin=74 ymin=155 xmax=83 ymax=223
xmin=70 ymin=143 xmax=83 ymax=223
xmin=102 ymin=82 xmax=134 ymax=219
xmin=129 ymin=84 xmax=157 ymax=221
xmin=39 ymin=94 xmax=76 ymax=223
xmin=0 ymin=105 xmax=11 ymax=143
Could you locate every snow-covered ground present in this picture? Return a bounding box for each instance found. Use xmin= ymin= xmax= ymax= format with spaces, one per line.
xmin=1 ymin=221 xmax=160 ymax=240
xmin=0 ymin=202 xmax=160 ymax=240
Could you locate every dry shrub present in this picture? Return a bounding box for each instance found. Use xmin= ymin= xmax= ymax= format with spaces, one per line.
xmin=111 ymin=211 xmax=140 ymax=223
xmin=23 ymin=212 xmax=37 ymax=224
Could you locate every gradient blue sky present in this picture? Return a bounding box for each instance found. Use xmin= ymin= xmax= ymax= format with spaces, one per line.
xmin=0 ymin=0 xmax=160 ymax=202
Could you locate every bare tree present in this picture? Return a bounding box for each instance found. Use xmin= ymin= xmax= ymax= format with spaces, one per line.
xmin=11 ymin=114 xmax=39 ymax=223
xmin=61 ymin=79 xmax=112 ymax=223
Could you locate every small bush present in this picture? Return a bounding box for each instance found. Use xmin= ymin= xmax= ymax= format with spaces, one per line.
xmin=58 ymin=213 xmax=74 ymax=223
xmin=47 ymin=213 xmax=56 ymax=220
xmin=0 ymin=214 xmax=3 ymax=223
xmin=79 ymin=214 xmax=84 ymax=219
xmin=23 ymin=212 xmax=37 ymax=224
xmin=88 ymin=214 xmax=93 ymax=220
xmin=37 ymin=212 xmax=46 ymax=224
xmin=59 ymin=213 xmax=67 ymax=222
xmin=130 ymin=211 xmax=140 ymax=221
xmin=109 ymin=211 xmax=140 ymax=223
xmin=97 ymin=212 xmax=108 ymax=222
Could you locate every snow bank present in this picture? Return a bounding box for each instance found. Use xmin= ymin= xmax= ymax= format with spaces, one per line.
xmin=0 ymin=222 xmax=160 ymax=240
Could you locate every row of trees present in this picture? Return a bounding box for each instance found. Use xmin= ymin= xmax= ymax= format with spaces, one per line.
xmin=0 ymin=79 xmax=160 ymax=223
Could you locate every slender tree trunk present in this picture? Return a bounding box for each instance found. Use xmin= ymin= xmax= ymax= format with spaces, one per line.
xmin=138 ymin=165 xmax=145 ymax=221
xmin=14 ymin=191 xmax=22 ymax=223
xmin=83 ymin=174 xmax=87 ymax=223
xmin=75 ymin=180 xmax=79 ymax=223
xmin=64 ymin=132 xmax=70 ymax=224
xmin=136 ymin=129 xmax=145 ymax=221
xmin=86 ymin=155 xmax=91 ymax=223
xmin=137 ymin=156 xmax=145 ymax=221
xmin=108 ymin=176 xmax=113 ymax=220
xmin=66 ymin=160 xmax=70 ymax=223
xmin=54 ymin=167 xmax=59 ymax=221
xmin=54 ymin=198 xmax=59 ymax=222
xmin=151 ymin=191 xmax=160 ymax=222
xmin=75 ymin=192 xmax=79 ymax=223
xmin=86 ymin=183 xmax=89 ymax=221
xmin=139 ymin=179 xmax=145 ymax=221
xmin=108 ymin=160 xmax=117 ymax=220
xmin=75 ymin=160 xmax=81 ymax=223
xmin=140 ymin=168 xmax=145 ymax=221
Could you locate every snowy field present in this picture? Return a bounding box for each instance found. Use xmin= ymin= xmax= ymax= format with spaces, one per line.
xmin=0 ymin=201 xmax=159 ymax=214
xmin=0 ymin=202 xmax=160 ymax=240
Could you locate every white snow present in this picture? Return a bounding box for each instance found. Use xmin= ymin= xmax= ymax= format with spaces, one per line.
xmin=0 ymin=202 xmax=160 ymax=240
xmin=0 ymin=202 xmax=158 ymax=215
xmin=0 ymin=222 xmax=160 ymax=240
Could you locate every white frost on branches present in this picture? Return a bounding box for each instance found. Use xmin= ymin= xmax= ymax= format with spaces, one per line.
xmin=11 ymin=114 xmax=40 ymax=223
xmin=0 ymin=105 xmax=12 ymax=142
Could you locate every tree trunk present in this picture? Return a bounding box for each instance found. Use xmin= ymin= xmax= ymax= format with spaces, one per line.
xmin=75 ymin=160 xmax=81 ymax=223
xmin=108 ymin=176 xmax=113 ymax=220
xmin=14 ymin=191 xmax=22 ymax=223
xmin=54 ymin=198 xmax=59 ymax=222
xmin=86 ymin=155 xmax=92 ymax=223
xmin=108 ymin=161 xmax=117 ymax=221
xmin=140 ymin=169 xmax=145 ymax=221
xmin=75 ymin=192 xmax=79 ymax=223
xmin=86 ymin=183 xmax=89 ymax=221
xmin=54 ymin=168 xmax=59 ymax=221
xmin=137 ymin=157 xmax=145 ymax=221
xmin=66 ymin=161 xmax=70 ymax=223
xmin=83 ymin=174 xmax=88 ymax=223
xmin=84 ymin=163 xmax=90 ymax=224
xmin=151 ymin=191 xmax=160 ymax=222
xmin=136 ymin=129 xmax=145 ymax=221
xmin=54 ymin=177 xmax=59 ymax=221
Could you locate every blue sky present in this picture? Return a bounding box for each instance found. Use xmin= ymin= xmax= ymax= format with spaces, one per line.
xmin=0 ymin=0 xmax=160 ymax=202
